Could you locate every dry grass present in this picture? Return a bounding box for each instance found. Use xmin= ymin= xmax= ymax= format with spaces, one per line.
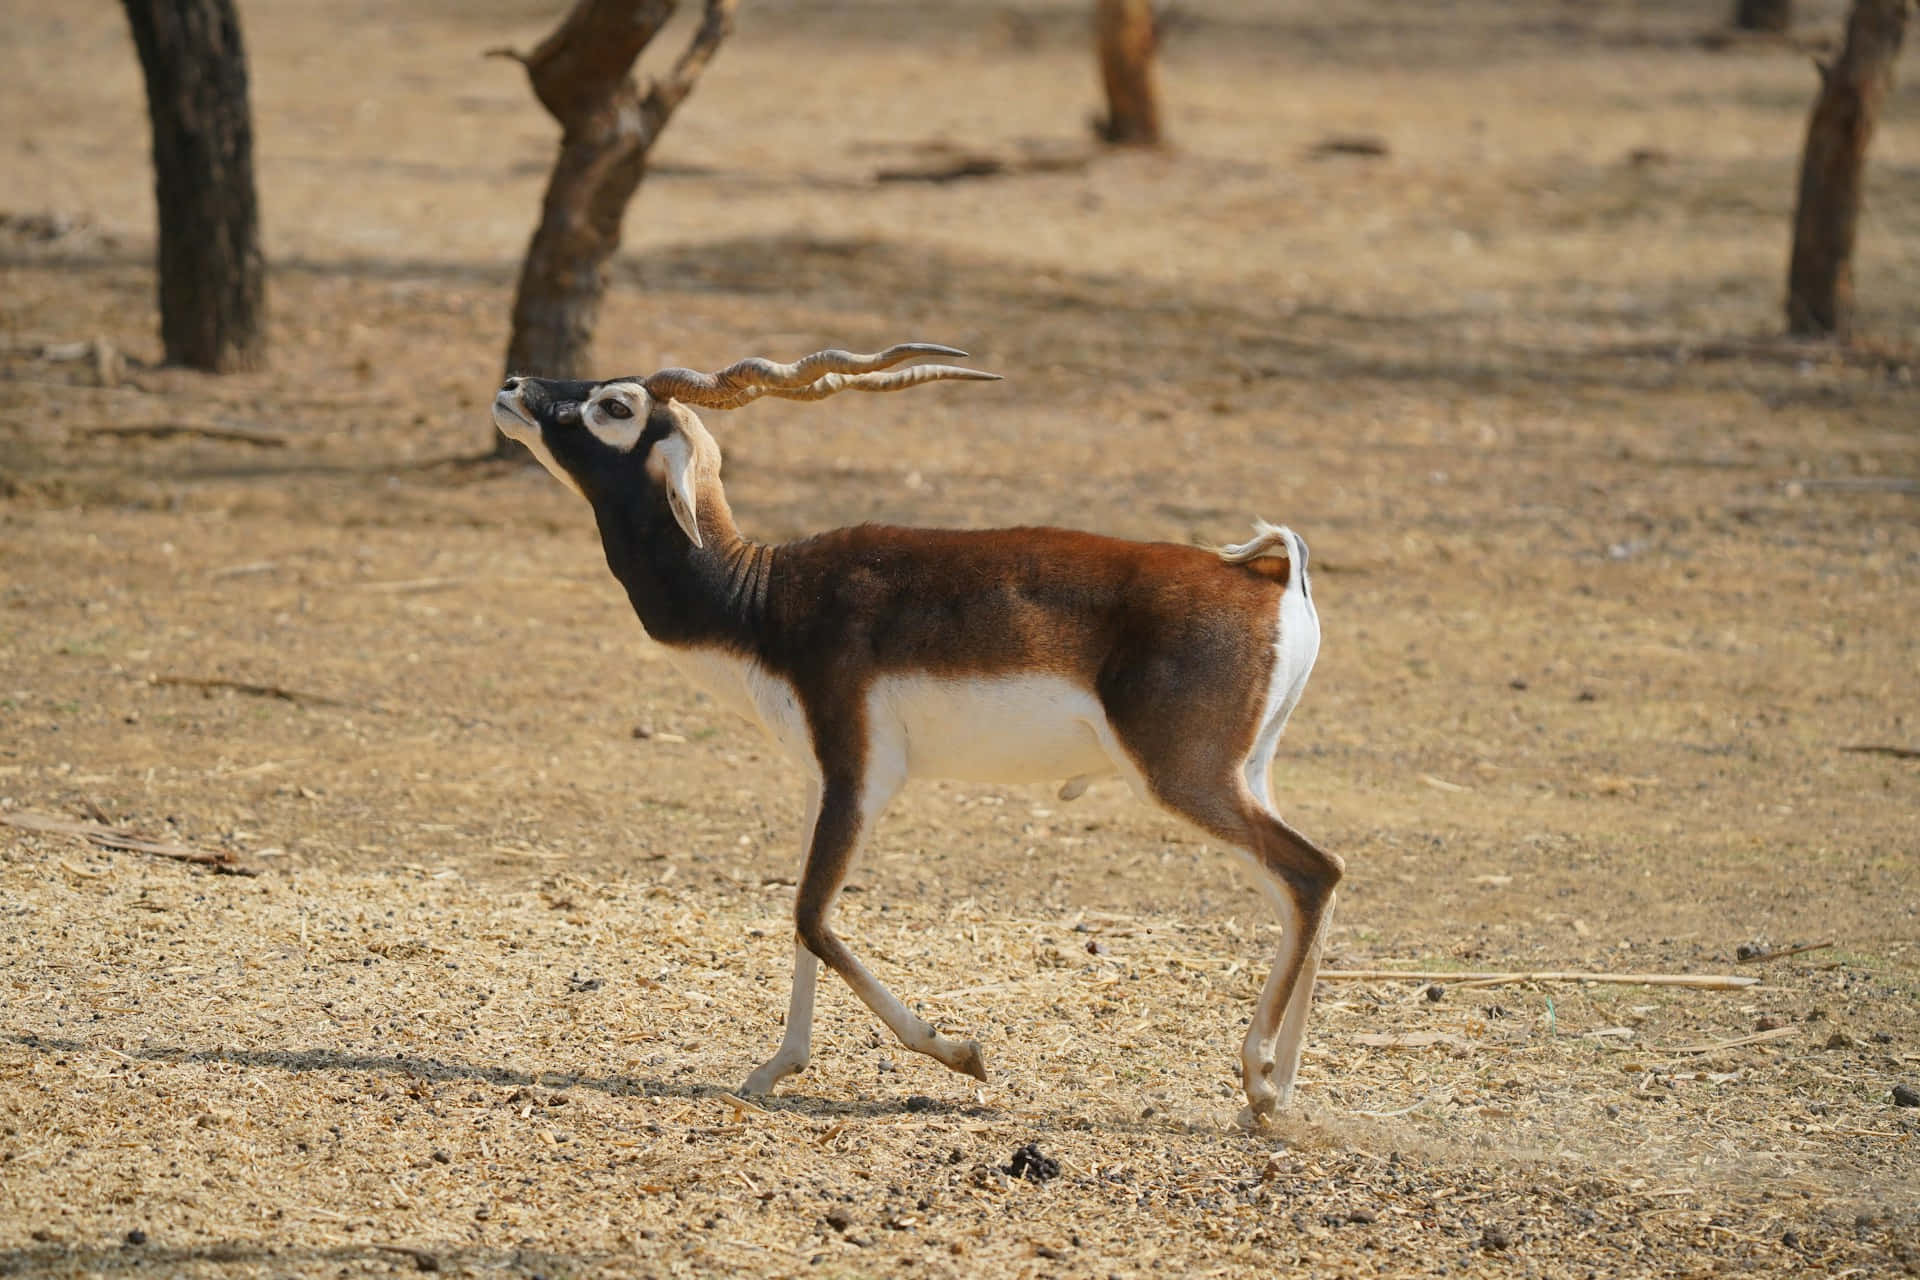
xmin=3 ymin=0 xmax=1919 ymax=1276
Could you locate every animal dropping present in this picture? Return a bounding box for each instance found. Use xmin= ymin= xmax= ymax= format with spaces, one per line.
xmin=489 ymin=342 xmax=1337 ymax=1121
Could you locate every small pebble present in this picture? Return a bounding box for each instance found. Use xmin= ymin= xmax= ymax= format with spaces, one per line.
xmin=124 ymin=1229 xmax=147 ymax=1247
xmin=1481 ymin=1224 xmax=1511 ymax=1250
xmin=1825 ymin=1030 xmax=1857 ymax=1050
xmin=824 ymin=1209 xmax=854 ymax=1234
xmin=1892 ymin=1083 xmax=1920 ymax=1108
xmin=904 ymin=1095 xmax=935 ymax=1113
xmin=1754 ymin=1014 xmax=1786 ymax=1031
xmin=1424 ymin=984 xmax=1445 ymax=1003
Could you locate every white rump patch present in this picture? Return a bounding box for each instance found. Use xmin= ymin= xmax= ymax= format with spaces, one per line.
xmin=1243 ymin=526 xmax=1320 ymax=808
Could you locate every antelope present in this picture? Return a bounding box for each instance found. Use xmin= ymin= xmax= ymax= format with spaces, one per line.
xmin=491 ymin=344 xmax=1340 ymax=1122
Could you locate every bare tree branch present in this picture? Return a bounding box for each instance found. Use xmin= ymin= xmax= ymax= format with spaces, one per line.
xmin=499 ymin=0 xmax=738 ymax=400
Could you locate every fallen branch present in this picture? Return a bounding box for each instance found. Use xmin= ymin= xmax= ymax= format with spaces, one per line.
xmin=1353 ymin=1030 xmax=1476 ymax=1050
xmin=1797 ymin=476 xmax=1919 ymax=494
xmin=1307 ymin=134 xmax=1390 ymax=160
xmin=348 ymin=576 xmax=471 ymax=595
xmin=2 ymin=811 xmax=259 ymax=876
xmin=1661 ymin=1026 xmax=1799 ymax=1055
xmin=149 ymin=673 xmax=370 ymax=711
xmin=1319 ymin=969 xmax=1757 ymax=991
xmin=80 ymin=421 xmax=288 ymax=447
xmin=1841 ymin=743 xmax=1920 ymax=759
xmin=875 ymin=154 xmax=1007 ymax=183
xmin=873 ymin=139 xmax=1091 ymax=185
xmin=1735 ymin=939 xmax=1835 ymax=964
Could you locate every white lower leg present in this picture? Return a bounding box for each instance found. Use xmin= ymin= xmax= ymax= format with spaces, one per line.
xmin=833 ymin=943 xmax=987 ymax=1081
xmin=1267 ymin=890 xmax=1335 ymax=1105
xmin=742 ymin=943 xmax=820 ymax=1094
xmin=1240 ymin=930 xmax=1300 ymax=1116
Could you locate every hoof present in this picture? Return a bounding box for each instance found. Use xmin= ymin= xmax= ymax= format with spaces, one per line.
xmin=1240 ymin=1073 xmax=1281 ymax=1128
xmin=951 ymin=1039 xmax=989 ymax=1082
xmin=741 ymin=1060 xmax=803 ymax=1096
xmin=1234 ymin=1104 xmax=1275 ymax=1132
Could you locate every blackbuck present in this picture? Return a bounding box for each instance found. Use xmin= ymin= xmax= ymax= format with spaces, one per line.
xmin=491 ymin=344 xmax=1339 ymax=1121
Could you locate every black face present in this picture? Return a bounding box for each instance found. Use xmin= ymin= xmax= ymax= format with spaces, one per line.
xmin=501 ymin=376 xmax=598 ymax=429
xmin=492 ymin=375 xmax=661 ymax=500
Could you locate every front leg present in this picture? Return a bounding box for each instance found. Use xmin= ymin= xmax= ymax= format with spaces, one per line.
xmin=796 ymin=747 xmax=986 ymax=1083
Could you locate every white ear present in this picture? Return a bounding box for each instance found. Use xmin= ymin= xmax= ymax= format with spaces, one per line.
xmin=652 ymin=430 xmax=704 ymax=549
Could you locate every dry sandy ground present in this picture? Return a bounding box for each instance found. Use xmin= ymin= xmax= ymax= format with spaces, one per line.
xmin=3 ymin=0 xmax=1919 ymax=1276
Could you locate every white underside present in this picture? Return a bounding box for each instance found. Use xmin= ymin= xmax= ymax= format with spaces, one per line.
xmin=666 ymin=647 xmax=1129 ymax=789
xmin=664 ymin=555 xmax=1317 ymax=804
xmin=871 ymin=673 xmax=1122 ymax=784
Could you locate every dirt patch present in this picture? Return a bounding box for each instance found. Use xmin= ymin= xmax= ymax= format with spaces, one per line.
xmin=3 ymin=1 xmax=1918 ymax=1276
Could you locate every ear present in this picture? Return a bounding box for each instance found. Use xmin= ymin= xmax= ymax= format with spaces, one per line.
xmin=649 ymin=430 xmax=705 ymax=549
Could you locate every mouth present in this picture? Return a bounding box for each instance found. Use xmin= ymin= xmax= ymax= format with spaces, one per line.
xmin=491 ymin=390 xmax=538 ymax=437
xmin=490 ymin=388 xmax=588 ymax=500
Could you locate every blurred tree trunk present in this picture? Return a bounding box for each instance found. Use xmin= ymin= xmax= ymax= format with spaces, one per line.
xmin=1094 ymin=0 xmax=1163 ymax=146
xmin=500 ymin=0 xmax=736 ymax=406
xmin=119 ymin=0 xmax=266 ymax=372
xmin=1785 ymin=0 xmax=1908 ymax=339
xmin=1734 ymin=0 xmax=1792 ymax=33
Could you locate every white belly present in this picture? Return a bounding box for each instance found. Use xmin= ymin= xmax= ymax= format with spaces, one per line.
xmin=869 ymin=673 xmax=1121 ymax=784
xmin=661 ymin=650 xmax=1124 ymax=788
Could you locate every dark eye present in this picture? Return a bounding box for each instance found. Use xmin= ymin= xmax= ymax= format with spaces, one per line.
xmin=600 ymin=399 xmax=633 ymax=420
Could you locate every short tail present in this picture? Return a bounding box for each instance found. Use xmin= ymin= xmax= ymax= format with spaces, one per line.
xmin=1218 ymin=521 xmax=1309 ymax=587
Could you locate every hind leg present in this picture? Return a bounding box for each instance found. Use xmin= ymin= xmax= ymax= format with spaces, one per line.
xmin=1146 ymin=768 xmax=1342 ymax=1122
xmin=1266 ymin=887 xmax=1335 ymax=1104
xmin=1234 ymin=810 xmax=1341 ymax=1120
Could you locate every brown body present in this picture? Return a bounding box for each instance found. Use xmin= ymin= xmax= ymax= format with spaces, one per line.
xmin=718 ymin=522 xmax=1292 ymax=751
xmin=491 ymin=347 xmax=1341 ymax=1122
